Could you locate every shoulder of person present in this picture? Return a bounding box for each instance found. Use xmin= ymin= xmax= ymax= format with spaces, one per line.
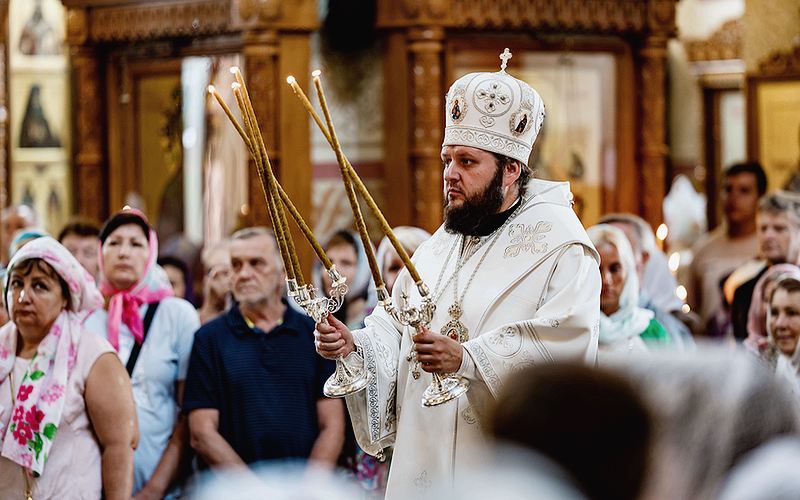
xmin=155 ymin=297 xmax=200 ymax=326
xmin=691 ymin=226 xmax=726 ymax=255
xmin=193 ymin=311 xmax=232 ymax=345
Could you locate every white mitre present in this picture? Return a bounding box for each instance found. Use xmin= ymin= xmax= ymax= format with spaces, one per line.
xmin=442 ymin=48 xmax=545 ymax=166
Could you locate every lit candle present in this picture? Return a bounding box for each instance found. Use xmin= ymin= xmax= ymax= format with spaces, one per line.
xmin=286 ymin=72 xmax=424 ymax=287
xmin=207 ymin=85 xmax=251 ymax=151
xmin=313 ymin=70 xmax=385 ymax=290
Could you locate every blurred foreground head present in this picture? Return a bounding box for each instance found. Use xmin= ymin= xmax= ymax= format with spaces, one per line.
xmin=609 ymin=346 xmax=800 ymax=499
xmin=490 ymin=363 xmax=652 ymax=500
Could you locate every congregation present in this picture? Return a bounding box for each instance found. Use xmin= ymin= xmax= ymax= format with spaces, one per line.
xmin=1 ymin=50 xmax=800 ymax=500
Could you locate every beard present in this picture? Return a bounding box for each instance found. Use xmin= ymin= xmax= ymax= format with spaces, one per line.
xmin=444 ymin=165 xmax=505 ymax=235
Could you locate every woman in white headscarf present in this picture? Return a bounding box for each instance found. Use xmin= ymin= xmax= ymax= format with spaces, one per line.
xmin=315 ymin=230 xmax=377 ymax=331
xmin=588 ymin=224 xmax=670 ymax=356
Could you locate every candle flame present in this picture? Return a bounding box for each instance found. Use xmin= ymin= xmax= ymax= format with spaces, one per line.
xmin=286 ymin=75 xmax=296 ymax=84
xmin=311 ymin=69 xmax=321 ymax=77
xmin=656 ymin=223 xmax=668 ymax=241
xmin=207 ymin=85 xmax=216 ymax=94
xmin=675 ymin=285 xmax=687 ymax=301
xmin=231 ymin=82 xmax=242 ymax=90
xmin=229 ymin=66 xmax=240 ymax=75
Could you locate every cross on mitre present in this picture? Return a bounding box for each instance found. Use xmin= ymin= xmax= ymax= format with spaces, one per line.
xmin=499 ymin=48 xmax=512 ymax=71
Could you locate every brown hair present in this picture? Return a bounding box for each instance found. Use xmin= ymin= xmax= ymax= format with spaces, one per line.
xmin=57 ymin=218 xmax=101 ymax=242
xmin=492 ymin=152 xmax=531 ymax=199
xmin=9 ymin=258 xmax=71 ymax=309
xmin=491 ymin=363 xmax=652 ymax=500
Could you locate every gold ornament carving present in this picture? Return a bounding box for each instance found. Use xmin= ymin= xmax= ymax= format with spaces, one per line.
xmin=401 ymin=0 xmax=421 ymax=18
xmin=238 ymin=0 xmax=281 ymax=23
xmin=757 ymin=45 xmax=800 ymax=77
xmin=72 ymin=48 xmax=105 ymax=220
xmin=447 ymin=0 xmax=648 ymax=33
xmin=638 ymin=36 xmax=668 ymax=225
xmin=647 ymin=0 xmax=676 ymax=33
xmin=684 ymin=19 xmax=742 ymax=62
xmin=89 ymin=0 xmax=232 ymax=42
xmin=408 ymin=28 xmax=444 ymax=229
xmin=66 ymin=8 xmax=89 ymax=46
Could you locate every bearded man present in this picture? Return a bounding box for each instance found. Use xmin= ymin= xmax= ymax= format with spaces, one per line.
xmin=316 ymin=50 xmax=601 ymax=498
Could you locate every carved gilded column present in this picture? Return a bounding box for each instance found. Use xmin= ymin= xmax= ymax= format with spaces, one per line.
xmin=236 ymin=0 xmax=316 ymax=272
xmin=408 ymin=27 xmax=445 ymax=231
xmin=242 ymin=30 xmax=280 ymax=228
xmin=638 ymin=0 xmax=676 ymax=228
xmin=638 ymin=34 xmax=668 ymax=227
xmin=67 ymin=8 xmax=107 ymax=222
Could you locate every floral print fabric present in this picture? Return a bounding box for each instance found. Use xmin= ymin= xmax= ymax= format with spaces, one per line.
xmin=0 ymin=236 xmax=103 ymax=475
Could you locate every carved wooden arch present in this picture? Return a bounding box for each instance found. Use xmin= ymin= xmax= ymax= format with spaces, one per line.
xmin=377 ymin=0 xmax=678 ymax=230
xmin=61 ymin=0 xmax=317 ymax=270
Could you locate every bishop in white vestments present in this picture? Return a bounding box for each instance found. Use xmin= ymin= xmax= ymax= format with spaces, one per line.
xmin=315 ymin=49 xmax=601 ymax=499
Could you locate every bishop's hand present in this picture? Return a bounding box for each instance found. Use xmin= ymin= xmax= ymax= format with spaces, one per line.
xmin=315 ymin=313 xmax=355 ymax=359
xmin=413 ymin=326 xmax=464 ymax=374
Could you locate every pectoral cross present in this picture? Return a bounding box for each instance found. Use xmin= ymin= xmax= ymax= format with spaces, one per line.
xmin=499 ymin=48 xmax=512 ymax=71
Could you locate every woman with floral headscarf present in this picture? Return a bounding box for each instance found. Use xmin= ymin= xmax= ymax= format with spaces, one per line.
xmin=0 ymin=237 xmax=137 ymax=499
xmin=84 ymin=209 xmax=199 ymax=499
xmin=588 ymin=224 xmax=670 ymax=357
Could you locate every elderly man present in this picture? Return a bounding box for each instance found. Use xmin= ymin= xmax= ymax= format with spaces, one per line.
xmin=315 ymin=50 xmax=600 ymax=498
xmin=183 ymin=227 xmax=344 ymax=468
xmin=730 ymin=192 xmax=800 ymax=340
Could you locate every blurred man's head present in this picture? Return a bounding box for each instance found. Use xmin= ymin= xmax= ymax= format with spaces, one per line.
xmin=58 ymin=218 xmax=101 ymax=280
xmin=491 ymin=363 xmax=652 ymax=500
xmin=757 ymin=193 xmax=800 ymax=265
xmin=229 ymin=227 xmax=284 ymax=309
xmin=722 ymin=162 xmax=767 ymax=227
xmin=1 ymin=205 xmax=38 ymax=264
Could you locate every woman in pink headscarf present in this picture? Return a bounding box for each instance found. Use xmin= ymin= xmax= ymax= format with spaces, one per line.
xmin=84 ymin=209 xmax=199 ymax=499
xmin=745 ymin=264 xmax=800 ymax=350
xmin=0 ymin=237 xmax=137 ymax=499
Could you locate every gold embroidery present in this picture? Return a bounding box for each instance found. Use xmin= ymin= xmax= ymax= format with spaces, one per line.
xmin=504 ymin=221 xmax=552 ymax=258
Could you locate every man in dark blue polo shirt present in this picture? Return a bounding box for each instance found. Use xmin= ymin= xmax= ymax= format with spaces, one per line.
xmin=184 ymin=227 xmax=344 ymax=468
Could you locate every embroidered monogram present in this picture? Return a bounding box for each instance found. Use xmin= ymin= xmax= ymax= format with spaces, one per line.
xmin=486 ymin=325 xmax=523 ymax=357
xmin=461 ymin=405 xmax=478 ymax=425
xmin=414 ymin=471 xmax=433 ymax=490
xmin=375 ymin=338 xmax=397 ymax=378
xmin=504 ymin=221 xmax=553 ymax=258
xmin=479 ymin=115 xmax=495 ymax=128
xmin=488 ymin=326 xmax=517 ymax=349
